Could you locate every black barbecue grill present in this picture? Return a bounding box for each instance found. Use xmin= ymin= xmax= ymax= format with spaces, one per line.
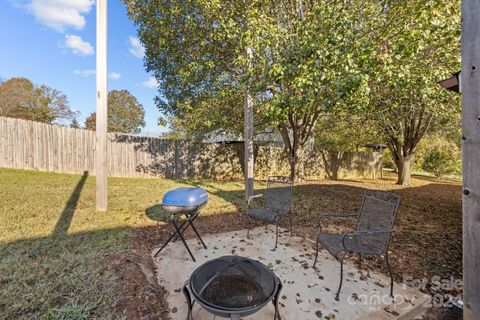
xmin=153 ymin=187 xmax=208 ymax=262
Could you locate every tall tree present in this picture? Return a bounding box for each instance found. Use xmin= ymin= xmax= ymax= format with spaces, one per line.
xmin=70 ymin=117 xmax=81 ymax=129
xmin=367 ymin=0 xmax=460 ymax=185
xmin=85 ymin=89 xmax=145 ymax=133
xmin=124 ymin=0 xmax=376 ymax=181
xmin=0 ymin=77 xmax=75 ymax=124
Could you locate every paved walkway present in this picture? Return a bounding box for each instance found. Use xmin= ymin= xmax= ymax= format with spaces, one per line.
xmin=153 ymin=226 xmax=428 ymax=320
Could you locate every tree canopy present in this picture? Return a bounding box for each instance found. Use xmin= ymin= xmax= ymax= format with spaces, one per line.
xmin=124 ymin=0 xmax=460 ymax=183
xmin=124 ymin=0 xmax=379 ymax=180
xmin=0 ymin=77 xmax=75 ymax=124
xmin=365 ymin=0 xmax=460 ymax=185
xmin=85 ymin=89 xmax=145 ymax=134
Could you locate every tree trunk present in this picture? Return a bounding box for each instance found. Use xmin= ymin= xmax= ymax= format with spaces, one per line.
xmin=388 ymin=138 xmax=417 ymax=186
xmin=288 ymin=145 xmax=307 ymax=182
xmin=396 ymin=155 xmax=412 ymax=186
xmin=321 ymin=150 xmax=347 ymax=180
xmin=278 ymin=111 xmax=318 ymax=183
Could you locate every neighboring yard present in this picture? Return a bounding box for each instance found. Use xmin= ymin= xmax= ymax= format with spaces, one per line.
xmin=0 ymin=168 xmax=462 ymax=319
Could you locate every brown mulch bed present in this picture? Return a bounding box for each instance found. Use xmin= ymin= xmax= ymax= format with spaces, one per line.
xmin=113 ymin=174 xmax=463 ymax=319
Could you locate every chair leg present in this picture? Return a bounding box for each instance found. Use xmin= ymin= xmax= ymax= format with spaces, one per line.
xmin=335 ymin=255 xmax=345 ymax=301
xmin=385 ymin=250 xmax=394 ymax=298
xmin=313 ymin=237 xmax=319 ymax=268
xmin=274 ymin=220 xmax=279 ymax=249
xmin=358 ymin=253 xmax=362 ymax=270
xmin=288 ymin=213 xmax=293 ymax=236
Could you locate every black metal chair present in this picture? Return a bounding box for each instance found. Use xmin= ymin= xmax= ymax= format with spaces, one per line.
xmin=313 ymin=190 xmax=401 ymax=300
xmin=246 ymin=176 xmax=293 ymax=249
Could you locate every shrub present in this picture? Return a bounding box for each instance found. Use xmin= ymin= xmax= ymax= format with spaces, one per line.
xmin=422 ymin=146 xmax=460 ymax=177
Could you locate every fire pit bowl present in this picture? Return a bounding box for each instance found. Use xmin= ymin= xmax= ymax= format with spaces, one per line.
xmin=183 ymin=255 xmax=282 ymax=319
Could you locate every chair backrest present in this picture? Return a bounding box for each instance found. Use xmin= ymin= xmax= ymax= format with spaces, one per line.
xmin=355 ymin=190 xmax=401 ymax=252
xmin=264 ymin=176 xmax=293 ymax=215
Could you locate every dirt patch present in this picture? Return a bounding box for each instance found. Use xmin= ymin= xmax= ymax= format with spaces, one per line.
xmin=423 ymin=307 xmax=462 ymax=320
xmin=125 ymin=174 xmax=462 ymax=319
xmin=112 ymin=250 xmax=171 ymax=320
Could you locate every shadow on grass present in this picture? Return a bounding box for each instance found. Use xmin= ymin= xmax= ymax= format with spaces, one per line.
xmin=0 ymin=171 xmax=130 ymax=319
xmin=52 ymin=171 xmax=89 ymax=237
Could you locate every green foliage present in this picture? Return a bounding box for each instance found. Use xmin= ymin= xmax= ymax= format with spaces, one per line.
xmin=419 ymin=135 xmax=461 ymax=177
xmin=70 ymin=117 xmax=81 ymax=129
xmin=85 ymin=89 xmax=145 ymax=134
xmin=0 ymin=77 xmax=75 ymax=124
xmin=314 ymin=115 xmax=374 ymax=152
xmin=124 ymin=0 xmax=460 ymax=181
xmin=365 ymin=0 xmax=461 ymax=184
xmin=124 ymin=0 xmax=380 ymax=180
xmin=422 ymin=147 xmax=458 ymax=177
xmin=382 ymin=149 xmax=396 ymax=170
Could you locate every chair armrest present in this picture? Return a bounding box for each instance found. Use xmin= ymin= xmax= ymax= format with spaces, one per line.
xmin=347 ymin=230 xmax=394 ymax=236
xmin=319 ymin=211 xmax=357 ymax=218
xmin=247 ymin=194 xmax=263 ymax=206
xmin=340 ymin=230 xmax=394 ymax=252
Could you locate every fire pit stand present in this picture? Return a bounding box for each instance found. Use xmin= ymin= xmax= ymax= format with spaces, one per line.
xmin=182 ymin=256 xmax=282 ymax=320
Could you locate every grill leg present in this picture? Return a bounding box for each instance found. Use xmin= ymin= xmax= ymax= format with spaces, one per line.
xmin=335 ymin=254 xmax=345 ymax=301
xmin=172 ymin=212 xmax=201 ymax=242
xmin=188 ymin=219 xmax=207 ymax=249
xmin=154 ymin=220 xmax=182 ymax=258
xmin=385 ymin=250 xmax=394 ymax=298
xmin=171 ymin=219 xmax=190 ymax=242
xmin=183 ymin=283 xmax=194 ymax=320
xmin=273 ymin=278 xmax=283 ymax=320
xmin=173 ymin=220 xmax=196 ymax=262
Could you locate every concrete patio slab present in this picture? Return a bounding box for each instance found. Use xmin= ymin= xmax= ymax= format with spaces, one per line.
xmin=152 ymin=226 xmax=429 ymax=320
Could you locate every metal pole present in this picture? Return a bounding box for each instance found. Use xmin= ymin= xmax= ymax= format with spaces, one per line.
xmin=461 ymin=0 xmax=480 ymax=317
xmin=96 ymin=0 xmax=108 ymax=211
xmin=244 ymin=47 xmax=254 ymax=201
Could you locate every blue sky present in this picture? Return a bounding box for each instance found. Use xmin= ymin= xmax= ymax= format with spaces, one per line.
xmin=0 ymin=0 xmax=167 ymax=134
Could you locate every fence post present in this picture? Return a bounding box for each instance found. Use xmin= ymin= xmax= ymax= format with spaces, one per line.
xmin=461 ymin=0 xmax=480 ymax=317
xmin=95 ymin=0 xmax=108 ymax=212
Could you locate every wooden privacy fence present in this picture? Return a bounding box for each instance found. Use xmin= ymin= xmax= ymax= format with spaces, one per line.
xmin=0 ymin=116 xmax=382 ymax=179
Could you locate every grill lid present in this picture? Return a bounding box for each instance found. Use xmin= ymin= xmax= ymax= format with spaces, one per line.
xmin=162 ymin=187 xmax=208 ymax=207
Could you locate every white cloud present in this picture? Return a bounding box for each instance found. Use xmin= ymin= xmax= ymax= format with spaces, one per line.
xmin=142 ymin=76 xmax=159 ymax=89
xmin=73 ymin=69 xmax=95 ymax=77
xmin=64 ymin=34 xmax=93 ymax=55
xmin=129 ymin=36 xmax=145 ymax=58
xmin=27 ymin=0 xmax=94 ymax=32
xmin=109 ymin=72 xmax=121 ymax=80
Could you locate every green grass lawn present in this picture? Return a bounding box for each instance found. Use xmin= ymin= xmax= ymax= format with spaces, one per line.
xmin=0 ymin=168 xmax=462 ymax=319
xmin=0 ymin=168 xmax=250 ymax=319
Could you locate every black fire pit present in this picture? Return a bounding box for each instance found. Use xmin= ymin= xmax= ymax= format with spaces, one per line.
xmin=183 ymin=256 xmax=282 ymax=320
